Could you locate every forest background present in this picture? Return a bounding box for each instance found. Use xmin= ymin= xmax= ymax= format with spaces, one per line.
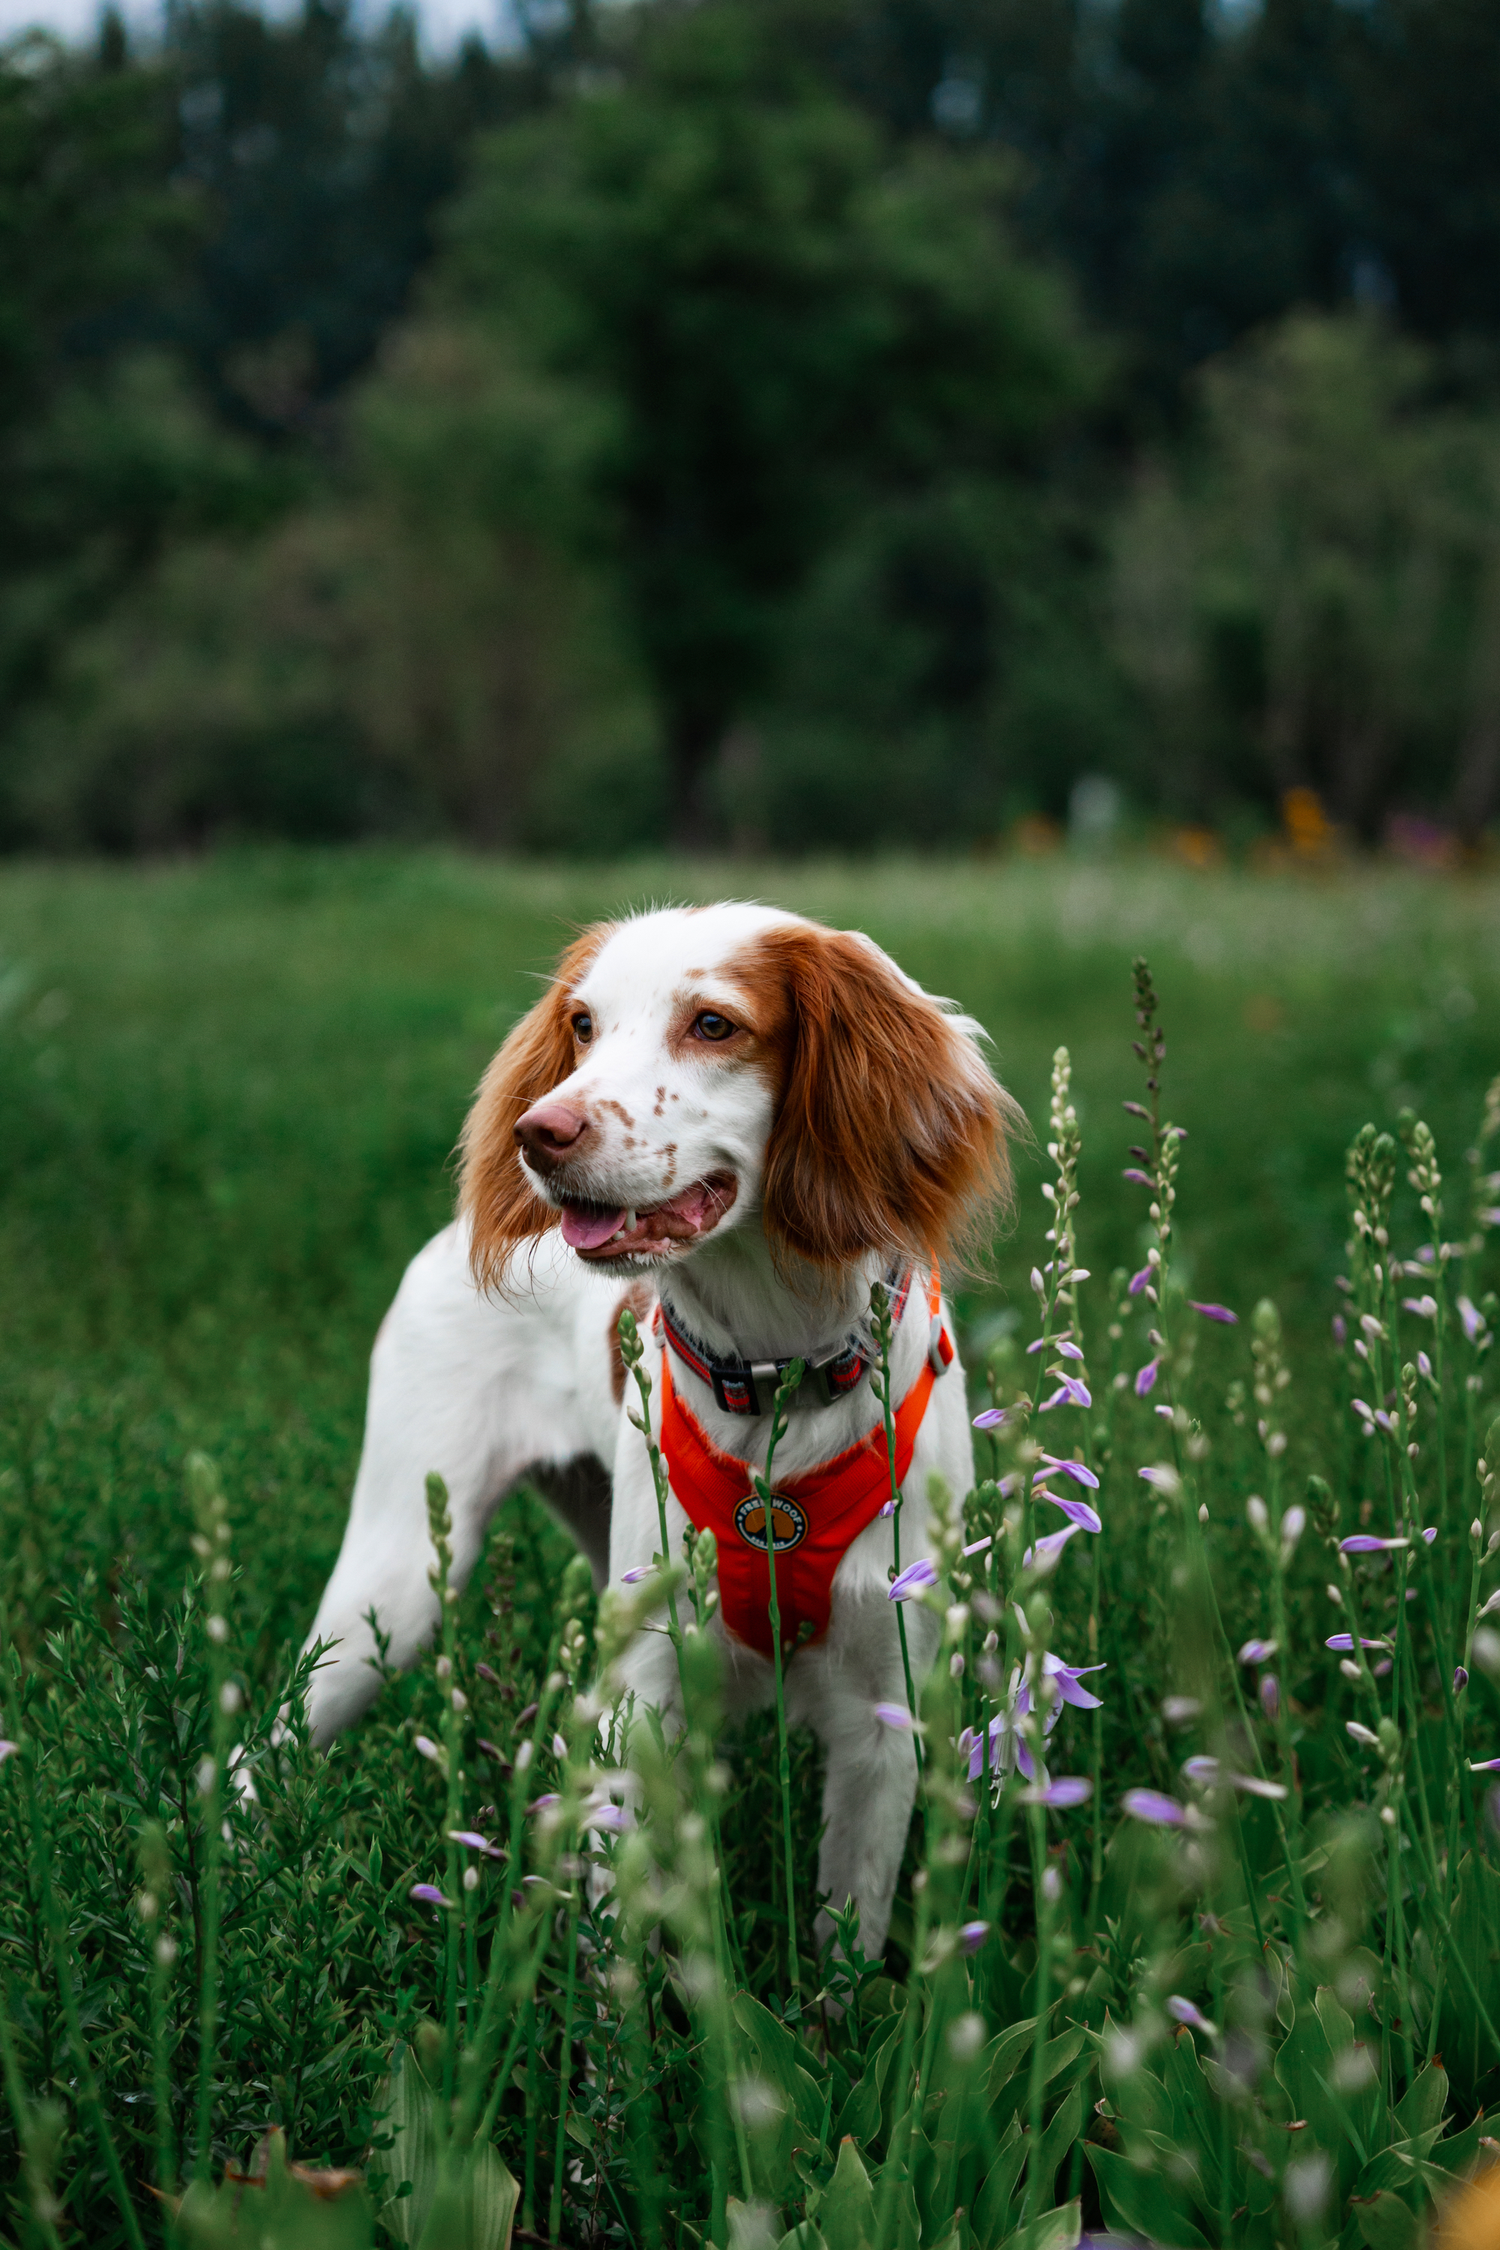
xmin=5 ymin=0 xmax=1500 ymax=857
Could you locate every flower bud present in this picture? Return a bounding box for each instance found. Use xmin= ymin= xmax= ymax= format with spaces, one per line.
xmin=1246 ymin=1496 xmax=1269 ymax=1535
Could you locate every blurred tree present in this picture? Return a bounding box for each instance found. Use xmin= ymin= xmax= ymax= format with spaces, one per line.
xmin=439 ymin=1 xmax=1089 ymax=838
xmin=1111 ymin=312 xmax=1500 ymax=838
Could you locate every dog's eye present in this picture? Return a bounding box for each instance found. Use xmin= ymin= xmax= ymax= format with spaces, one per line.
xmin=692 ymin=1011 xmax=736 ymax=1043
xmin=572 ymin=1012 xmax=594 ymax=1044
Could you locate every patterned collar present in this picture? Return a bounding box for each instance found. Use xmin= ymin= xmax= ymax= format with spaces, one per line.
xmin=654 ymin=1267 xmax=915 ymax=1417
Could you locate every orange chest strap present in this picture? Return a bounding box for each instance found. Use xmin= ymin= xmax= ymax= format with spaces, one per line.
xmin=658 ymin=1268 xmax=952 ymax=1660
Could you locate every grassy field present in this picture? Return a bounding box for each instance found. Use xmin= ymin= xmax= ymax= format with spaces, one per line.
xmin=3 ymin=848 xmax=1500 ymax=2250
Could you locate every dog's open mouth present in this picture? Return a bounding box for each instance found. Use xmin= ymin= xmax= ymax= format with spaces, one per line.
xmin=555 ymin=1172 xmax=738 ymax=1259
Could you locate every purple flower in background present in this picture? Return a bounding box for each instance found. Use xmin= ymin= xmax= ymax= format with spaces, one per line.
xmin=1021 ymin=1776 xmax=1093 ymax=1808
xmin=889 ymin=1558 xmax=939 ymax=1601
xmin=1468 ymin=1756 xmax=1500 ymax=1773
xmin=874 ymin=1702 xmax=917 ymax=1730
xmin=880 ymin=1499 xmax=896 ymax=1516
xmin=1024 ymin=1524 xmax=1082 ymax=1572
xmin=448 ymin=1830 xmax=500 ymax=1856
xmin=1327 ymin=1633 xmax=1389 ymax=1652
xmin=1056 ymin=1340 xmax=1086 ymax=1361
xmin=1423 ymin=1526 xmax=1438 ymax=1544
xmin=1260 ymin=1674 xmax=1280 ymax=1721
xmin=973 ymin=1407 xmax=1009 ymax=1430
xmin=1182 ymin=1756 xmax=1221 ymax=1787
xmin=1458 ymin=1296 xmax=1485 ymax=1341
xmin=1188 ymin=1302 xmax=1238 ymax=1325
xmin=1123 ymin=1789 xmax=1187 ymax=1827
xmin=587 ymin=1803 xmax=628 ymax=1833
xmin=1135 ymin=1359 xmax=1160 ymax=1397
xmin=1040 ymin=1376 xmax=1093 ymax=1411
xmin=1238 ymin=1638 xmax=1277 ymax=1664
xmin=1040 ymin=1656 xmax=1107 ymax=1709
xmin=963 ymin=1534 xmax=993 ymax=1558
xmin=1339 ymin=1534 xmax=1409 ymax=1553
xmin=1036 ymin=1453 xmax=1100 ymax=1489
xmin=621 ymin=1564 xmax=656 ymax=1584
xmin=1233 ymin=1774 xmax=1288 ymax=1800
xmin=0 ymin=1740 xmax=16 ymax=1766
xmin=413 ymin=1735 xmax=440 ymax=1762
xmin=1418 ymin=1351 xmax=1433 ymax=1378
xmin=529 ymin=1793 xmax=561 ymax=1813
xmin=1456 ymin=1666 xmax=1470 ymax=1694
xmin=1123 ymin=1169 xmax=1154 ymax=1188
xmin=1041 ymin=1492 xmax=1103 ymax=1535
xmin=1139 ymin=1465 xmax=1180 ymax=1492
xmin=1333 ymin=1314 xmax=1348 ymax=1343
xmin=410 ymin=1883 xmax=451 ymax=1909
xmin=959 ymin=1920 xmax=991 ymax=1953
xmin=1166 ymin=1996 xmax=1215 ymax=2035
xmin=1128 ymin=1266 xmax=1154 ymax=1296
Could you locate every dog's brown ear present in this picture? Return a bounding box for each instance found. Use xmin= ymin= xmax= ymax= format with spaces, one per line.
xmin=459 ymin=928 xmax=609 ymax=1290
xmin=751 ymin=924 xmax=1017 ymax=1273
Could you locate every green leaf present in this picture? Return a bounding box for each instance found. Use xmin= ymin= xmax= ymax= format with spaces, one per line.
xmin=820 ymin=2136 xmax=877 ymax=2250
xmin=368 ymin=2046 xmax=439 ymax=2247
xmin=996 ymin=2196 xmax=1082 ymax=2250
xmin=733 ymin=1991 xmax=828 ymax=2144
xmin=1086 ymin=2142 xmax=1210 ymax=2249
xmin=1032 ymin=2082 xmax=1084 ymax=2210
xmin=1392 ymin=2063 xmax=1449 ymax=2154
xmin=774 ymin=2227 xmax=828 ymax=2250
xmin=1350 ymin=2190 xmax=1421 ymax=2250
xmin=413 ymin=2143 xmax=519 ymax=2250
xmin=991 ymin=2028 xmax=1087 ymax=2133
xmin=973 ymin=2115 xmax=1025 ymax=2244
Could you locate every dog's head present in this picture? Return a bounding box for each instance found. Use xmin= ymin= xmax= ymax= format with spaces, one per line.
xmin=459 ymin=904 xmax=1018 ymax=1287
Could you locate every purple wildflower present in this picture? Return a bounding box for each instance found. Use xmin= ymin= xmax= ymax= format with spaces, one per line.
xmin=1055 ymin=1340 xmax=1086 ymax=1361
xmin=1040 ymin=1492 xmax=1103 ymax=1535
xmin=1418 ymin=1351 xmax=1433 ymax=1379
xmin=1326 ymin=1633 xmax=1389 ymax=1652
xmin=413 ymin=1735 xmax=440 ymax=1761
xmin=1166 ymin=1996 xmax=1215 ymax=2035
xmin=1021 ymin=1776 xmax=1093 ymax=1808
xmin=1035 ymin=1453 xmax=1100 ymax=1489
xmin=1458 ymin=1295 xmax=1485 ymax=1342
xmin=409 ymin=1883 xmax=451 ymax=1909
xmin=959 ymin=1921 xmax=990 ymax=1953
xmin=1237 ymin=1638 xmax=1277 ymax=1664
xmin=1024 ymin=1524 xmax=1082 ymax=1572
xmin=621 ymin=1563 xmax=656 ymax=1584
xmin=1456 ymin=1666 xmax=1470 ymax=1694
xmin=1233 ymin=1774 xmax=1288 ymax=1800
xmin=1122 ymin=1789 xmax=1187 ymax=1827
xmin=528 ymin=1793 xmax=561 ymax=1813
xmin=1040 ymin=1376 xmax=1093 ymax=1411
xmin=1423 ymin=1526 xmax=1438 ymax=1544
xmin=973 ymin=1406 xmax=1009 ymax=1430
xmin=1042 ymin=1656 xmax=1107 ymax=1709
xmin=1468 ymin=1757 xmax=1500 ymax=1773
xmin=1332 ymin=1314 xmax=1348 ymax=1343
xmin=1339 ymin=1534 xmax=1409 ymax=1553
xmin=874 ymin=1702 xmax=917 ymax=1730
xmin=889 ymin=1558 xmax=939 ymax=1602
xmin=1122 ymin=1168 xmax=1154 ymax=1187
xmin=1182 ymin=1756 xmax=1221 ymax=1787
xmin=587 ymin=1803 xmax=628 ymax=1833
xmin=880 ymin=1499 xmax=895 ymax=1516
xmin=1128 ymin=1266 xmax=1154 ymax=1297
xmin=963 ymin=1534 xmax=993 ymax=1558
xmin=448 ymin=1830 xmax=500 ymax=1856
xmin=0 ymin=1740 xmax=16 ymax=1765
xmin=1138 ymin=1464 xmax=1180 ymax=1492
xmin=1135 ymin=1359 xmax=1160 ymax=1397
xmin=1259 ymin=1674 xmax=1280 ymax=1721
xmin=1188 ymin=1302 xmax=1238 ymax=1325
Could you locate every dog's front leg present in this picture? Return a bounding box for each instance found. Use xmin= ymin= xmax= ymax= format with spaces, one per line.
xmin=793 ymin=1587 xmax=942 ymax=1965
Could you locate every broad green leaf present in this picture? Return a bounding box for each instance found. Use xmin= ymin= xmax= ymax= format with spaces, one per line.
xmin=1350 ymin=2190 xmax=1421 ymax=2250
xmin=984 ymin=2017 xmax=1040 ymax=2104
xmin=369 ymin=2046 xmax=440 ymax=2247
xmin=820 ymin=2136 xmax=877 ymax=2250
xmin=774 ymin=2227 xmax=828 ymax=2250
xmin=991 ymin=2028 xmax=1087 ymax=2133
xmin=1031 ymin=2083 xmax=1084 ymax=2212
xmin=733 ymin=1993 xmax=828 ymax=2144
xmin=1086 ymin=2142 xmax=1210 ymax=2249
xmin=1392 ymin=2063 xmax=1449 ymax=2154
xmin=413 ymin=2142 xmax=519 ymax=2250
xmin=973 ymin=2115 xmax=1025 ymax=2245
xmin=996 ymin=2196 xmax=1082 ymax=2250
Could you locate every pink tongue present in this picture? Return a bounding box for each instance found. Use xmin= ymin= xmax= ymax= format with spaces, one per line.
xmin=560 ymin=1203 xmax=627 ymax=1251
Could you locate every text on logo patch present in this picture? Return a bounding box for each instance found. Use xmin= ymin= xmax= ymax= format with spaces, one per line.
xmin=733 ymin=1492 xmax=808 ymax=1554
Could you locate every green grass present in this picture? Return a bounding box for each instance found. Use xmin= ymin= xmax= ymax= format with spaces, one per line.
xmin=2 ymin=847 xmax=1500 ymax=2250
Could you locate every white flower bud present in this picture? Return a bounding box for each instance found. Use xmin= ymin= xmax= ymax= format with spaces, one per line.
xmin=206 ymin=1615 xmax=228 ymax=1645
xmin=218 ymin=1682 xmax=242 ymax=1715
xmin=1246 ymin=1496 xmax=1269 ymax=1535
xmin=463 ymin=1865 xmax=479 ymax=1892
xmin=435 ymin=1657 xmax=452 ymax=1681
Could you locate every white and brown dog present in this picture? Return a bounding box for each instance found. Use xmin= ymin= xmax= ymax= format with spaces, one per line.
xmin=305 ymin=903 xmax=1015 ymax=1953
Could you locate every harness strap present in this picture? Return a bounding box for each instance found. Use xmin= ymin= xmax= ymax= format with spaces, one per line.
xmin=659 ymin=1267 xmax=953 ymax=1659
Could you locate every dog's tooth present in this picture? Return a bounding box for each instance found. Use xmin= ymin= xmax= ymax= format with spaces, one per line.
xmin=625 ymin=1210 xmax=637 ymax=1231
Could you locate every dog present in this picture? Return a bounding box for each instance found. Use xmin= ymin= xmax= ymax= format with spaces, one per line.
xmin=304 ymin=903 xmax=1015 ymax=1955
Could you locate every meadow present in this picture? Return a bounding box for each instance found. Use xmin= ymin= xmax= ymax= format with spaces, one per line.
xmin=3 ymin=847 xmax=1500 ymax=2250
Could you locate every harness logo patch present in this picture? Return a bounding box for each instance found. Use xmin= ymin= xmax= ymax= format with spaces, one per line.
xmin=734 ymin=1492 xmax=808 ymax=1554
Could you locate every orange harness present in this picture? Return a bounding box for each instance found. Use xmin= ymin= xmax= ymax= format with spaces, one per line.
xmin=659 ymin=1270 xmax=952 ymax=1659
